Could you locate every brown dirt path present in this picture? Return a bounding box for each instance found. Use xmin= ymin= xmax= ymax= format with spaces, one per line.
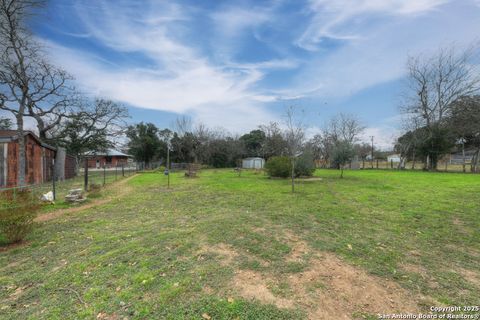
xmin=34 ymin=174 xmax=137 ymax=223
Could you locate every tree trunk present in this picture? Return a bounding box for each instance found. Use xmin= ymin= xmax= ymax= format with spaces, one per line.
xmin=55 ymin=147 xmax=66 ymax=181
xmin=471 ymin=148 xmax=480 ymax=173
xmin=16 ymin=114 xmax=26 ymax=187
xmin=340 ymin=166 xmax=344 ymax=178
xmin=411 ymin=151 xmax=416 ymax=170
xmin=291 ymin=158 xmax=295 ymax=193
xmin=430 ymin=154 xmax=438 ymax=171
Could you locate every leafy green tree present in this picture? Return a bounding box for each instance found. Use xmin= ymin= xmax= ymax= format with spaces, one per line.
xmin=127 ymin=122 xmax=161 ymax=167
xmin=170 ymin=132 xmax=199 ymax=163
xmin=331 ymin=141 xmax=355 ymax=178
xmin=418 ymin=124 xmax=456 ymax=170
xmin=449 ymin=95 xmax=480 ymax=172
xmin=240 ymin=129 xmax=265 ymax=157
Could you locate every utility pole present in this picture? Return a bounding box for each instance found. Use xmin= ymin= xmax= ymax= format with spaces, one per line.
xmin=370 ymin=136 xmax=374 ymax=169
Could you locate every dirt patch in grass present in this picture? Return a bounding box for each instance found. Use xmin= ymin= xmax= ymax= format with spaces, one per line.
xmin=224 ymin=233 xmax=422 ymax=319
xmin=233 ymin=269 xmax=294 ymax=308
xmin=285 ymin=239 xmax=309 ymax=263
xmin=297 ymin=252 xmax=420 ymax=319
xmin=202 ymin=243 xmax=239 ymax=266
xmin=457 ymin=268 xmax=480 ymax=287
xmin=35 ymin=200 xmax=111 ymax=222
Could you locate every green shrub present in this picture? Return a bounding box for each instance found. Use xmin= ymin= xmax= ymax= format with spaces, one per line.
xmin=266 ymin=154 xmax=316 ymax=178
xmin=0 ymin=190 xmax=39 ymax=244
xmin=295 ymin=152 xmax=315 ymax=177
xmin=265 ymin=156 xmax=291 ymax=178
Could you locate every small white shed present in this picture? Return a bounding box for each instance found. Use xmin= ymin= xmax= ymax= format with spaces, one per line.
xmin=387 ymin=154 xmax=401 ymax=163
xmin=242 ymin=157 xmax=265 ymax=169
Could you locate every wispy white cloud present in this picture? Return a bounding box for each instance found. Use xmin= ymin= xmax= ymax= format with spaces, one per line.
xmin=42 ymin=0 xmax=290 ymax=131
xmin=210 ymin=7 xmax=271 ymax=38
xmin=297 ymin=0 xmax=448 ymax=51
xmin=291 ymin=0 xmax=480 ymax=99
xmin=41 ymin=0 xmax=480 ymax=134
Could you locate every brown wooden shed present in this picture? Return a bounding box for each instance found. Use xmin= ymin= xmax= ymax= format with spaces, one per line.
xmin=0 ymin=130 xmax=57 ymax=188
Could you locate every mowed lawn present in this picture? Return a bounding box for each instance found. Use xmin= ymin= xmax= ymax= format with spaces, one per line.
xmin=0 ymin=169 xmax=479 ymax=319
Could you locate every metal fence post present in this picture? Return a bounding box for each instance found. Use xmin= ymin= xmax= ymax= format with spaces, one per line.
xmin=103 ymin=165 xmax=106 ymax=186
xmin=122 ymin=164 xmax=125 ymax=177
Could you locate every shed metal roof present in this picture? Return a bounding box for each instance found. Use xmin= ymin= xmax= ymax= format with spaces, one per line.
xmin=84 ymin=148 xmax=130 ymax=157
xmin=0 ymin=130 xmax=57 ymax=151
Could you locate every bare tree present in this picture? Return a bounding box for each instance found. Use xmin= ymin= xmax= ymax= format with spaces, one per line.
xmin=174 ymin=115 xmax=192 ymax=137
xmin=403 ymin=45 xmax=480 ymax=169
xmin=51 ymin=98 xmax=129 ymax=168
xmin=24 ymin=65 xmax=76 ymax=140
xmin=259 ymin=121 xmax=287 ymax=158
xmin=326 ymin=113 xmax=364 ymax=145
xmin=311 ymin=113 xmax=364 ymax=168
xmin=0 ymin=0 xmax=75 ymax=186
xmin=284 ymin=106 xmax=306 ymax=193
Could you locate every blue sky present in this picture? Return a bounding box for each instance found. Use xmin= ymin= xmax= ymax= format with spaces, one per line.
xmin=31 ymin=0 xmax=480 ymax=148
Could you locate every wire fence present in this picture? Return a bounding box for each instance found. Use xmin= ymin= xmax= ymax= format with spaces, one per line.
xmin=0 ymin=165 xmax=137 ymax=212
xmin=326 ymin=159 xmax=477 ymax=173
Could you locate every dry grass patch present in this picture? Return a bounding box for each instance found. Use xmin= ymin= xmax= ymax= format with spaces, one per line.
xmin=457 ymin=268 xmax=480 ymax=287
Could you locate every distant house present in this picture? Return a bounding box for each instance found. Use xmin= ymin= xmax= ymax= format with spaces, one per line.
xmin=387 ymin=154 xmax=401 ymax=163
xmin=0 ymin=130 xmax=56 ymax=188
xmin=84 ymin=149 xmax=130 ymax=169
xmin=242 ymin=157 xmax=265 ymax=169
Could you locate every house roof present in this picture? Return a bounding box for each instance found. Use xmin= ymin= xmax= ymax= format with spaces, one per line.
xmin=84 ymin=148 xmax=130 ymax=157
xmin=0 ymin=130 xmax=56 ymax=151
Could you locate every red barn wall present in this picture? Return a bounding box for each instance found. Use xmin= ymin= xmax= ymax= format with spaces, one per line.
xmin=7 ymin=141 xmax=18 ymax=188
xmin=86 ymin=156 xmax=128 ymax=168
xmin=4 ymin=136 xmax=57 ymax=188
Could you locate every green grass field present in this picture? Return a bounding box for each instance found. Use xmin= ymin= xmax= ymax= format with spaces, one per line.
xmin=0 ymin=169 xmax=479 ymax=319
